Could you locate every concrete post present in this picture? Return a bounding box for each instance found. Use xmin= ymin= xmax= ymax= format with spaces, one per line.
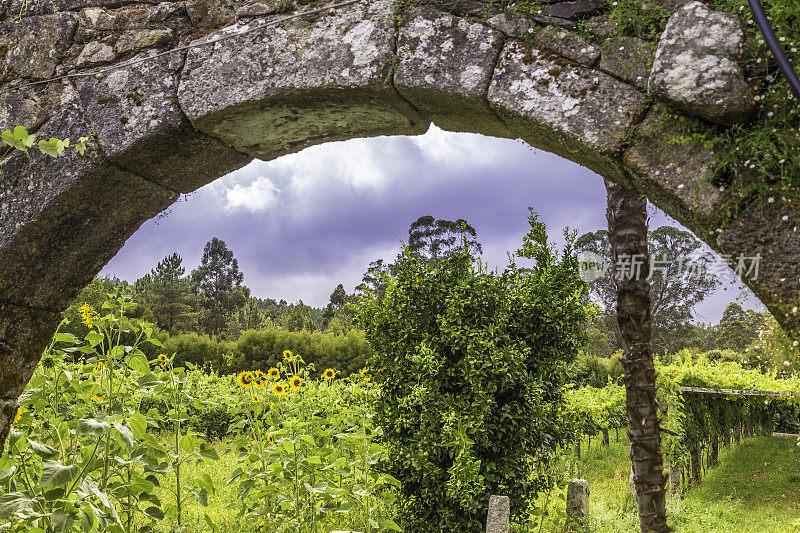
xmin=486 ymin=495 xmax=510 ymax=533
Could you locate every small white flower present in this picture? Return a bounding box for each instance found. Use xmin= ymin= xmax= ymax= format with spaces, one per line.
xmin=678 ymin=184 xmax=685 ymax=189
xmin=768 ymin=197 xmax=775 ymax=203
xmin=783 ymin=215 xmax=789 ymax=221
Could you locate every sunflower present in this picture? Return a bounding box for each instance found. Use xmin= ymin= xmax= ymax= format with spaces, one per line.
xmin=269 ymin=402 xmax=276 ymax=410
xmin=237 ymin=371 xmax=254 ymax=389
xmin=267 ymin=434 xmax=274 ymax=446
xmin=282 ymin=350 xmax=293 ymax=362
xmin=289 ymin=375 xmax=302 ymax=390
xmin=79 ymin=303 xmax=94 ymax=329
xmin=12 ymin=408 xmax=22 ymax=424
xmin=323 ymin=368 xmax=336 ymax=381
xmin=250 ymin=370 xmax=266 ymax=389
xmin=267 ymin=367 xmax=280 ymax=380
xmin=91 ymin=394 xmax=105 ymax=402
xmin=272 ymin=383 xmax=287 ymax=396
xmin=157 ymin=353 xmax=167 ymax=361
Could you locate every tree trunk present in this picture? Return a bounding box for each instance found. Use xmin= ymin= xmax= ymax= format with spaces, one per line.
xmin=723 ymin=432 xmax=731 ymax=449
xmin=690 ymin=445 xmax=701 ymax=485
xmin=710 ymin=439 xmax=718 ymax=467
xmin=576 ymin=439 xmax=581 ymax=460
xmin=603 ymin=427 xmax=610 ymax=446
xmin=605 ymin=179 xmax=671 ymax=533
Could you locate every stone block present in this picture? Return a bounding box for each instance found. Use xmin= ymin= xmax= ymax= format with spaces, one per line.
xmin=649 ymin=1 xmax=754 ymax=125
xmin=599 ymin=36 xmax=655 ymax=88
xmin=532 ymin=25 xmax=600 ymax=67
xmin=623 ymin=104 xmax=752 ymax=229
xmin=566 ymin=478 xmax=590 ymax=524
xmin=76 ymin=51 xmax=251 ymax=191
xmin=395 ymin=6 xmax=509 ymax=137
xmin=486 ymin=495 xmax=509 ymax=533
xmin=488 ymin=41 xmax=648 ymax=181
xmin=178 ymin=0 xmax=428 ymax=161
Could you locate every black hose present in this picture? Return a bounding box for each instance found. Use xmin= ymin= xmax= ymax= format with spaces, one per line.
xmin=747 ymin=0 xmax=800 ymax=101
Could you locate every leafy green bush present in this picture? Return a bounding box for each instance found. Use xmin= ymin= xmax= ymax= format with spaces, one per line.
xmin=359 ymin=212 xmax=589 ymax=532
xmin=165 ymin=331 xmax=228 ymax=370
xmin=163 ymin=328 xmax=371 ymax=378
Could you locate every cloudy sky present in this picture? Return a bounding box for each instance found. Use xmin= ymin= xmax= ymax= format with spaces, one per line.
xmin=102 ymin=126 xmax=762 ymax=323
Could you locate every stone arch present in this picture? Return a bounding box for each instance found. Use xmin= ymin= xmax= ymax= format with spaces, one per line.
xmin=0 ymin=0 xmax=798 ymax=445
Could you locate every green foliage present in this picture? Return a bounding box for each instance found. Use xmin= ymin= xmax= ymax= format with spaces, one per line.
xmin=163 ymin=327 xmax=372 ymax=380
xmin=4 ymin=293 xmax=396 ymax=532
xmin=745 ymin=315 xmax=800 ymax=376
xmin=566 ymin=350 xmax=623 ymax=388
xmin=1 ymin=125 xmax=90 ymax=159
xmin=359 ymin=210 xmax=589 ymax=532
xmin=576 ymin=226 xmax=720 ymax=353
xmin=191 ymin=238 xmax=246 ymax=336
xmin=139 ymin=254 xmax=197 ymax=333
xmin=564 ymin=384 xmax=627 ymax=441
xmin=0 ymin=292 xmax=219 ymax=532
xmin=226 ymin=355 xmax=400 ymax=533
xmin=656 ymin=356 xmax=800 ymax=468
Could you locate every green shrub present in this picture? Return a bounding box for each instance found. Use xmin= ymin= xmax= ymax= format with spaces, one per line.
xmin=165 ymin=331 xmax=228 ymax=369
xmin=359 ymin=212 xmax=589 ymax=532
xmin=227 ymin=328 xmax=371 ymax=377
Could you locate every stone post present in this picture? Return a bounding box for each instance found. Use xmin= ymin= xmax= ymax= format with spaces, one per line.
xmin=566 ymin=479 xmax=590 ymax=525
xmin=486 ymin=495 xmax=510 ymax=533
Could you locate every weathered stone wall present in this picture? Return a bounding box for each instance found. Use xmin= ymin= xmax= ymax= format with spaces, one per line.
xmin=0 ymin=0 xmax=798 ymax=449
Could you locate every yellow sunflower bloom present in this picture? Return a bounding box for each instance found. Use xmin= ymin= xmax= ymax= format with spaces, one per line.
xmin=91 ymin=394 xmax=105 ymax=402
xmin=323 ymin=368 xmax=336 ymax=381
xmin=267 ymin=434 xmax=274 ymax=445
xmin=252 ymin=370 xmax=267 ymax=389
xmin=267 ymin=367 xmax=280 ymax=380
xmin=289 ymin=375 xmax=302 ymax=390
xmin=282 ymin=350 xmax=293 ymax=362
xmin=272 ymin=383 xmax=287 ymax=396
xmin=13 ymin=408 xmax=22 ymax=424
xmin=269 ymin=402 xmax=276 ymax=410
xmin=79 ymin=303 xmax=94 ymax=329
xmin=237 ymin=371 xmax=254 ymax=389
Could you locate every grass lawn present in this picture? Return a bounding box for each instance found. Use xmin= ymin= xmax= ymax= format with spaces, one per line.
xmin=561 ymin=434 xmax=800 ymax=532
